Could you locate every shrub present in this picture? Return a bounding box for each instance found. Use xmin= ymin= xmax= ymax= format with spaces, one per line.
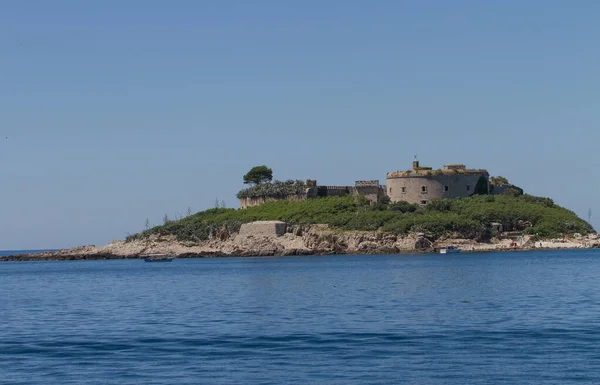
xmin=127 ymin=194 xmax=594 ymax=243
xmin=237 ymin=180 xmax=307 ymax=199
xmin=389 ymin=201 xmax=420 ymax=213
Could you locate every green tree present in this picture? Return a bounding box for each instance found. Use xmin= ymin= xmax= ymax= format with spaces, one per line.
xmin=243 ymin=165 xmax=273 ymax=185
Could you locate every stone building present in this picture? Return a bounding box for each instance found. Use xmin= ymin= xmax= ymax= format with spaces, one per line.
xmin=354 ymin=180 xmax=385 ymax=204
xmin=386 ymin=161 xmax=489 ymax=205
xmin=239 ymin=160 xmax=497 ymax=208
xmin=239 ymin=180 xmax=386 ymax=208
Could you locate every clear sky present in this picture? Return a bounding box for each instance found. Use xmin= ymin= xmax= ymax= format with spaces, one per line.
xmin=1 ymin=1 xmax=599 ymax=249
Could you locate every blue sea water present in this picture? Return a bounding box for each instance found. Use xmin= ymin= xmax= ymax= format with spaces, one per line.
xmin=2 ymin=250 xmax=600 ymax=384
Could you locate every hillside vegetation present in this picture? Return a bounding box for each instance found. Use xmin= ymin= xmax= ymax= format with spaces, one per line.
xmin=126 ymin=194 xmax=594 ymax=243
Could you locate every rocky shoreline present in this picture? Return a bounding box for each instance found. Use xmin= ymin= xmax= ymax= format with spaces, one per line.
xmin=3 ymin=221 xmax=599 ymax=262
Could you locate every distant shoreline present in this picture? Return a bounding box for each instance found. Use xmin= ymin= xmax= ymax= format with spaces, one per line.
xmin=3 ymin=222 xmax=598 ymax=262
xmin=0 ymin=249 xmax=60 ymax=258
xmin=1 ymin=243 xmax=598 ymax=262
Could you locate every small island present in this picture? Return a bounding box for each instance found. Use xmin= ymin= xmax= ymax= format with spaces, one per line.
xmin=3 ymin=161 xmax=597 ymax=261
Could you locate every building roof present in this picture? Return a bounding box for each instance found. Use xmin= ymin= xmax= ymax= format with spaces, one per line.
xmin=387 ymin=168 xmax=489 ymax=178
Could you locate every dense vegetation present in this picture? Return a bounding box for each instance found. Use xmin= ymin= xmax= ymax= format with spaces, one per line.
xmin=237 ymin=180 xmax=307 ymax=199
xmin=126 ymin=194 xmax=594 ymax=243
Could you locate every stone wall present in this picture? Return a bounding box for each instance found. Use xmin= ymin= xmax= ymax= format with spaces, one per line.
xmin=237 ymin=221 xmax=287 ymax=238
xmin=491 ymin=184 xmax=521 ymax=195
xmin=354 ymin=180 xmax=379 ymax=187
xmin=386 ymin=172 xmax=488 ymax=204
xmin=443 ymin=164 xmax=466 ymax=171
xmin=239 ymin=194 xmax=308 ymax=209
xmin=354 ymin=180 xmax=382 ymax=204
xmin=239 ymin=184 xmax=350 ymax=208
xmin=319 ymin=186 xmax=351 ymax=197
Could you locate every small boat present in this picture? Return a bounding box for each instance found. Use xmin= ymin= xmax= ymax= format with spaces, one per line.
xmin=439 ymin=246 xmax=461 ymax=254
xmin=143 ymin=253 xmax=174 ymax=262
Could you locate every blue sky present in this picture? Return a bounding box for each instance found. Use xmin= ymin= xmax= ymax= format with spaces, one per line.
xmin=1 ymin=1 xmax=599 ymax=249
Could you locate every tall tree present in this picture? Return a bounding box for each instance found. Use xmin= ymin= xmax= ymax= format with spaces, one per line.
xmin=243 ymin=165 xmax=273 ymax=185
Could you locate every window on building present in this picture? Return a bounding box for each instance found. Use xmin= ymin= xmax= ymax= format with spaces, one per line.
xmin=421 ymin=185 xmax=427 ymax=194
xmin=401 ymin=187 xmax=406 ymax=193
xmin=466 ymin=185 xmax=470 ymax=191
xmin=420 ymin=200 xmax=427 ymax=205
xmin=444 ymin=185 xmax=449 ymax=192
xmin=389 ymin=187 xmax=392 ymax=194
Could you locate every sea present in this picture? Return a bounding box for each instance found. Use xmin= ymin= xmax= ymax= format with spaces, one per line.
xmin=1 ymin=249 xmax=600 ymax=384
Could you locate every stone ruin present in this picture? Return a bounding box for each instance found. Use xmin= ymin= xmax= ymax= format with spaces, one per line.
xmin=237 ymin=221 xmax=287 ymax=238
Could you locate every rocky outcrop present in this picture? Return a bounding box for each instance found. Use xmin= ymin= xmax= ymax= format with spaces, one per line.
xmin=2 ymin=223 xmax=599 ymax=261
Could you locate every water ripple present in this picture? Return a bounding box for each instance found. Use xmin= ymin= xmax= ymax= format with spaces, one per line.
xmin=2 ymin=251 xmax=600 ymax=384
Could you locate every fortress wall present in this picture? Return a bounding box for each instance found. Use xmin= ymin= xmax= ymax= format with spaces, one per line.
xmin=353 ymin=180 xmax=384 ymax=204
xmin=355 ymin=180 xmax=379 ymax=187
xmin=491 ymin=184 xmax=516 ymax=195
xmin=239 ymin=185 xmax=352 ymax=209
xmin=305 ymin=186 xmax=318 ymax=198
xmin=239 ymin=194 xmax=307 ymax=209
xmin=354 ymin=185 xmax=380 ymax=204
xmin=354 ymin=181 xmax=379 ymax=203
xmin=386 ymin=173 xmax=488 ymax=204
xmin=323 ymin=186 xmax=352 ymax=197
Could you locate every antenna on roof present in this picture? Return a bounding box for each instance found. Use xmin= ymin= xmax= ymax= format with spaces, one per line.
xmin=413 ymin=154 xmax=417 ymax=161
